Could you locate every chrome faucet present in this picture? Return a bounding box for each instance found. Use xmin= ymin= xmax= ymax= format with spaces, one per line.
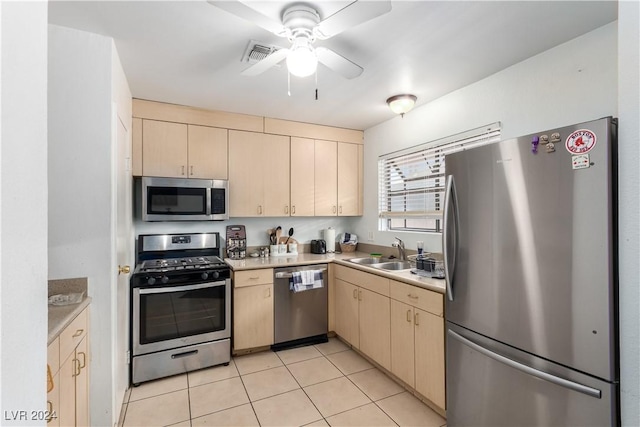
xmin=392 ymin=237 xmax=407 ymax=261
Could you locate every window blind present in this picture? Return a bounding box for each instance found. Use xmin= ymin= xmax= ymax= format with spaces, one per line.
xmin=378 ymin=123 xmax=501 ymax=232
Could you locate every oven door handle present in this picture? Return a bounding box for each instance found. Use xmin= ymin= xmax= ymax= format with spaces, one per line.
xmin=138 ymin=280 xmax=226 ymax=295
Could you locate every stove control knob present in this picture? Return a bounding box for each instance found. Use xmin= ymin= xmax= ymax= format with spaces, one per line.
xmin=147 ymin=276 xmax=156 ymax=286
xmin=211 ymin=271 xmax=220 ymax=280
xmin=161 ymin=276 xmax=169 ymax=284
xmin=201 ymin=272 xmax=209 ymax=281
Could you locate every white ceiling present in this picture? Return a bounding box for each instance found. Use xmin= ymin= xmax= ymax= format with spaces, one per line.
xmin=48 ymin=1 xmax=617 ymax=130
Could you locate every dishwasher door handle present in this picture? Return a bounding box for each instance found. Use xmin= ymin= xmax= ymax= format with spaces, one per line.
xmin=274 ymin=267 xmax=328 ymax=279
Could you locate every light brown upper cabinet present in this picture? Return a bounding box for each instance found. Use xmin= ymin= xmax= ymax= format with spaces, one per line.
xmin=187 ymin=125 xmax=228 ymax=179
xmin=138 ymin=119 xmax=228 ymax=179
xmin=290 ymin=137 xmax=315 ymax=216
xmin=229 ymin=130 xmax=290 ymax=217
xmin=314 ymin=140 xmax=361 ymax=216
xmin=314 ymin=140 xmax=338 ymax=215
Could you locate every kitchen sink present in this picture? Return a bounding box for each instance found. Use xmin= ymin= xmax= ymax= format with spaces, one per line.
xmin=371 ymin=261 xmax=413 ymax=270
xmin=347 ymin=257 xmax=393 ymax=265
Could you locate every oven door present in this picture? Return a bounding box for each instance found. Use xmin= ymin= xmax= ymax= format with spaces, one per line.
xmin=132 ymin=279 xmax=230 ymax=355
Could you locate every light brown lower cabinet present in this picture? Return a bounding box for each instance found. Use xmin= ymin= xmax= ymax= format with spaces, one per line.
xmin=390 ymin=280 xmax=445 ymax=411
xmin=47 ymin=307 xmax=90 ymax=427
xmin=233 ymin=269 xmax=274 ymax=352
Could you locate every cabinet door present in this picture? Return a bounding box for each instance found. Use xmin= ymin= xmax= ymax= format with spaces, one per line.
xmin=233 ymin=284 xmax=274 ymax=350
xmin=337 ymin=142 xmax=359 ymax=216
xmin=359 ymin=288 xmax=391 ymax=370
xmin=188 ymin=125 xmax=228 ymax=179
xmin=262 ymin=134 xmax=290 ymax=216
xmin=142 ymin=120 xmax=188 ymax=178
xmin=334 ymin=279 xmax=359 ymax=348
xmin=47 ymin=370 xmax=60 ymax=427
xmin=58 ymin=353 xmax=76 ymax=427
xmin=390 ymin=300 xmax=415 ymax=387
xmin=229 ymin=130 xmax=264 ymax=216
xmin=414 ymin=308 xmax=446 ymax=410
xmin=314 ymin=139 xmax=337 ymax=216
xmin=75 ymin=337 xmax=89 ymax=427
xmin=290 ymin=137 xmax=315 ymax=216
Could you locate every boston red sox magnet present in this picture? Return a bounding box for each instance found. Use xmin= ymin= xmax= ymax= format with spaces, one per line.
xmin=565 ymin=129 xmax=597 ymax=155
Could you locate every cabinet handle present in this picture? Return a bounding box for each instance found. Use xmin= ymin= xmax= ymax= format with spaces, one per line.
xmin=47 ymin=401 xmax=53 ymax=423
xmin=72 ymin=358 xmax=81 ymax=377
xmin=78 ymin=351 xmax=86 ymax=369
xmin=265 ymin=288 xmax=271 ymax=298
xmin=333 ymin=205 xmax=337 ymax=214
xmin=406 ymin=310 xmax=412 ymax=323
xmin=190 ymin=165 xmax=193 ymax=176
xmin=72 ymin=328 xmax=84 ymax=338
xmin=47 ymin=364 xmax=54 ymax=393
xmin=407 ymin=294 xmax=419 ymax=300
xmin=285 ymin=206 xmax=289 ymax=215
xmin=249 ymin=276 xmax=260 ymax=280
xmin=258 ymin=205 xmax=263 ymax=215
xmin=181 ymin=165 xmax=185 ymax=176
xmin=292 ymin=206 xmax=296 ymax=214
xmin=415 ymin=312 xmax=420 ymax=326
xmin=353 ymin=289 xmax=357 ymax=299
xmin=358 ymin=290 xmax=362 ymax=301
xmin=339 ymin=206 xmax=343 ymax=214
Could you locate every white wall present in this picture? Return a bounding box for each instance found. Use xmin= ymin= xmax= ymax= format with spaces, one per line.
xmin=0 ymin=1 xmax=49 ymax=425
xmin=361 ymin=18 xmax=640 ymax=426
xmin=359 ymin=22 xmax=618 ymax=254
xmin=617 ymin=2 xmax=640 ymax=425
xmin=48 ymin=25 xmax=115 ymax=427
xmin=134 ymin=216 xmax=357 ymax=251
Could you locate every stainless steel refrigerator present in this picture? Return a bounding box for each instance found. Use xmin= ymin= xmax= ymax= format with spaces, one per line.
xmin=443 ymin=117 xmax=619 ymax=426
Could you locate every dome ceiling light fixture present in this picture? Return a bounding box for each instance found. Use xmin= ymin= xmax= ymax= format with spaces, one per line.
xmin=386 ymin=94 xmax=417 ymax=117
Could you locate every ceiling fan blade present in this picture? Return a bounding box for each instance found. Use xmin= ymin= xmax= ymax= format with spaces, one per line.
xmin=207 ymin=0 xmax=288 ymax=37
xmin=241 ymin=48 xmax=289 ymax=76
xmin=316 ymin=47 xmax=363 ymax=79
xmin=314 ymin=0 xmax=392 ymax=39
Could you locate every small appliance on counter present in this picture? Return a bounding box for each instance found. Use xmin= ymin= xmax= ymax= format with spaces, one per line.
xmin=226 ymin=225 xmax=246 ymax=259
xmin=310 ymin=239 xmax=326 ymax=254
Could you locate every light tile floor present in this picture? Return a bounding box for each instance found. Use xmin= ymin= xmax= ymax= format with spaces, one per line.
xmin=119 ymin=338 xmax=447 ymax=427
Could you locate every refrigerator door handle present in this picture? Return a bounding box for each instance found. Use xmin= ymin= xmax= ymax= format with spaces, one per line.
xmin=443 ymin=175 xmax=458 ymax=301
xmin=448 ymin=329 xmax=602 ymax=399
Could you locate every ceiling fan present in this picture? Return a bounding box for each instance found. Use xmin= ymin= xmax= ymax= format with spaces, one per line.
xmin=207 ymin=0 xmax=392 ymax=79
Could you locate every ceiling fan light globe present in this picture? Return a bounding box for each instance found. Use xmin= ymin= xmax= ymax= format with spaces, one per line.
xmin=286 ymin=45 xmax=318 ymax=77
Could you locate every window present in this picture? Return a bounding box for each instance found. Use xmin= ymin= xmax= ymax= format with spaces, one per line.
xmin=378 ymin=123 xmax=501 ymax=232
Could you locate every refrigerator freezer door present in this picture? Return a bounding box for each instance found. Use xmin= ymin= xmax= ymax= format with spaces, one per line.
xmin=446 ymin=323 xmax=618 ymax=427
xmin=445 ymin=118 xmax=617 ymax=382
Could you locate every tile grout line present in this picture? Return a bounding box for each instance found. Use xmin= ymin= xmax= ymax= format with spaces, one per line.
xmin=275 ymin=346 xmax=327 ymax=425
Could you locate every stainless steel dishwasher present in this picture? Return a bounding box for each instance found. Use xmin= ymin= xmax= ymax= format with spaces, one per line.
xmin=273 ymin=264 xmax=328 ymax=350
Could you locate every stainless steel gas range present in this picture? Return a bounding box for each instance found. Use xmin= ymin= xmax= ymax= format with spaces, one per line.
xmin=130 ymin=232 xmax=231 ymax=385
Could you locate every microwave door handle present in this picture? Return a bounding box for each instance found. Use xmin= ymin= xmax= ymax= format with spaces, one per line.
xmin=206 ymin=188 xmax=212 ymax=216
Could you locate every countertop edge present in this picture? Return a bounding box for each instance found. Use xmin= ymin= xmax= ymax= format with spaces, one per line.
xmin=225 ymin=253 xmax=446 ymax=294
xmin=48 ymin=297 xmax=92 ymax=345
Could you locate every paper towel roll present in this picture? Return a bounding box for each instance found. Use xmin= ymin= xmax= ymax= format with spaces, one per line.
xmin=324 ymin=227 xmax=336 ymax=253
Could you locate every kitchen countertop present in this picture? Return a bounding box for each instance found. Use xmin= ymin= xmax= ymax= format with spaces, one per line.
xmin=48 ymin=277 xmax=91 ymax=344
xmin=225 ymin=252 xmax=446 ymax=294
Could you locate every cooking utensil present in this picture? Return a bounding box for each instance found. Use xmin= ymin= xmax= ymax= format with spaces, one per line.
xmin=284 ymin=227 xmax=294 ymax=245
xmin=275 ymin=227 xmax=282 ymax=243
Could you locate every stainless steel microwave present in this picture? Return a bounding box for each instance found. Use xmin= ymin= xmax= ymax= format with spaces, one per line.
xmin=142 ymin=177 xmax=229 ymax=221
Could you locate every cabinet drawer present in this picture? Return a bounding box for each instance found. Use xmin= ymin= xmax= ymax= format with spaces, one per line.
xmin=48 ymin=337 xmax=60 ymax=376
xmin=335 ymin=265 xmax=389 ymax=296
xmin=60 ymin=308 xmax=88 ymax=361
xmin=234 ymin=269 xmax=273 ymax=288
xmin=390 ymin=280 xmax=443 ymax=317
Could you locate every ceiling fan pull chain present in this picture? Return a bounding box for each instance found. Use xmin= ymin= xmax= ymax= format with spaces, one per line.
xmin=315 ymin=70 xmax=318 ymax=100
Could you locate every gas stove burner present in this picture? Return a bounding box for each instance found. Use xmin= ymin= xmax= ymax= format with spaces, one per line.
xmin=138 ymin=256 xmax=225 ymax=273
